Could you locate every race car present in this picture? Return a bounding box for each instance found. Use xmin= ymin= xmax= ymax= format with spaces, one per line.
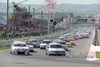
xmin=67 ymin=38 xmax=75 ymax=46
xmin=56 ymin=40 xmax=68 ymax=51
xmin=40 ymin=39 xmax=52 ymax=49
xmin=24 ymin=41 xmax=34 ymax=52
xmin=10 ymin=41 xmax=30 ymax=55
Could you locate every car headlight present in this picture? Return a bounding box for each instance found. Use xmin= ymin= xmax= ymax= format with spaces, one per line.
xmin=14 ymin=49 xmax=17 ymax=51
xmin=49 ymin=51 xmax=55 ymax=53
xmin=14 ymin=49 xmax=18 ymax=52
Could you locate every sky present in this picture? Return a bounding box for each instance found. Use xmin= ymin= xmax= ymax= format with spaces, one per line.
xmin=0 ymin=0 xmax=99 ymax=4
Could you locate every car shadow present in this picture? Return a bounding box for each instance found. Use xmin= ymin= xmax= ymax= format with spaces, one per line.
xmin=69 ymin=46 xmax=74 ymax=48
xmin=73 ymin=44 xmax=77 ymax=46
xmin=66 ymin=49 xmax=71 ymax=52
xmin=14 ymin=54 xmax=33 ymax=56
xmin=33 ymin=51 xmax=37 ymax=53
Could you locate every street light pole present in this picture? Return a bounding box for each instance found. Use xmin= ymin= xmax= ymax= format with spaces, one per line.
xmin=41 ymin=10 xmax=43 ymax=35
xmin=28 ymin=5 xmax=30 ymax=38
xmin=71 ymin=17 xmax=73 ymax=30
xmin=68 ymin=15 xmax=70 ymax=29
xmin=41 ymin=10 xmax=43 ymax=24
xmin=33 ymin=8 xmax=35 ymax=24
xmin=48 ymin=11 xmax=50 ymax=35
xmin=6 ymin=0 xmax=9 ymax=40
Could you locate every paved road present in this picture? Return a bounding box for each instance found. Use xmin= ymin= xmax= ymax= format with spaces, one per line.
xmin=0 ymin=28 xmax=100 ymax=67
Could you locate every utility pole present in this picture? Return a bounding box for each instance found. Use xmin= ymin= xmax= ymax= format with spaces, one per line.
xmin=41 ymin=10 xmax=43 ymax=35
xmin=41 ymin=11 xmax=43 ymax=22
xmin=6 ymin=0 xmax=9 ymax=40
xmin=41 ymin=10 xmax=43 ymax=24
xmin=28 ymin=5 xmax=30 ymax=38
xmin=68 ymin=15 xmax=70 ymax=30
xmin=33 ymin=8 xmax=35 ymax=24
xmin=71 ymin=17 xmax=73 ymax=30
xmin=48 ymin=12 xmax=50 ymax=35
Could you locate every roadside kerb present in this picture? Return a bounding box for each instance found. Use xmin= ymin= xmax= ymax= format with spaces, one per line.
xmin=86 ymin=28 xmax=100 ymax=63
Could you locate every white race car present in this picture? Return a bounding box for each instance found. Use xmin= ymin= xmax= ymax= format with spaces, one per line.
xmin=24 ymin=41 xmax=34 ymax=52
xmin=10 ymin=41 xmax=30 ymax=55
xmin=40 ymin=40 xmax=52 ymax=49
xmin=46 ymin=43 xmax=66 ymax=56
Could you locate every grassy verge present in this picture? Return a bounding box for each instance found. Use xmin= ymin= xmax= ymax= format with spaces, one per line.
xmin=96 ymin=51 xmax=100 ymax=59
xmin=0 ymin=46 xmax=10 ymax=50
xmin=51 ymin=37 xmax=59 ymax=40
xmin=0 ymin=35 xmax=40 ymax=41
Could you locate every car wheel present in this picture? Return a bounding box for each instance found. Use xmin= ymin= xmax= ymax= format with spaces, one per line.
xmin=40 ymin=47 xmax=42 ymax=49
xmin=48 ymin=53 xmax=51 ymax=56
xmin=48 ymin=54 xmax=50 ymax=56
xmin=46 ymin=52 xmax=47 ymax=55
xmin=47 ymin=52 xmax=50 ymax=56
xmin=66 ymin=49 xmax=68 ymax=51
xmin=37 ymin=47 xmax=39 ymax=48
xmin=10 ymin=51 xmax=12 ymax=54
xmin=31 ymin=50 xmax=34 ymax=52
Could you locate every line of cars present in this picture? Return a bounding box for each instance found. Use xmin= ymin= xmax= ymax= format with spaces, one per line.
xmin=40 ymin=40 xmax=66 ymax=56
xmin=59 ymin=28 xmax=91 ymax=47
xmin=44 ymin=28 xmax=91 ymax=56
xmin=10 ymin=39 xmax=67 ymax=56
xmin=10 ymin=28 xmax=91 ymax=56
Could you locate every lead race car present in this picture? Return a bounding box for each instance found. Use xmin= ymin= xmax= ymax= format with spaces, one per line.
xmin=10 ymin=41 xmax=30 ymax=55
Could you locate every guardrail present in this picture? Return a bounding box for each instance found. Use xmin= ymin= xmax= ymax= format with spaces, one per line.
xmin=92 ymin=28 xmax=99 ymax=46
xmin=0 ymin=29 xmax=71 ymax=47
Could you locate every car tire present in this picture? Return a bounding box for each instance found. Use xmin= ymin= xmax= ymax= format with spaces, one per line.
xmin=10 ymin=51 xmax=12 ymax=54
xmin=48 ymin=53 xmax=51 ymax=56
xmin=47 ymin=52 xmax=50 ymax=56
xmin=66 ymin=49 xmax=68 ymax=51
xmin=48 ymin=54 xmax=50 ymax=56
xmin=46 ymin=52 xmax=47 ymax=55
xmin=32 ymin=50 xmax=34 ymax=52
xmin=30 ymin=50 xmax=34 ymax=52
xmin=38 ymin=46 xmax=40 ymax=48
xmin=40 ymin=47 xmax=42 ymax=49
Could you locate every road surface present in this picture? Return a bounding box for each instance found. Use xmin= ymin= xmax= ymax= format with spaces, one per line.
xmin=0 ymin=28 xmax=100 ymax=67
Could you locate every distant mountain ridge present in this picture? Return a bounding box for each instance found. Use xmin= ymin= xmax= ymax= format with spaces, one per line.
xmin=0 ymin=2 xmax=100 ymax=12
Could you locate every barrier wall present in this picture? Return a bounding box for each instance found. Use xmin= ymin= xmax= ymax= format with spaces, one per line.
xmin=0 ymin=30 xmax=71 ymax=47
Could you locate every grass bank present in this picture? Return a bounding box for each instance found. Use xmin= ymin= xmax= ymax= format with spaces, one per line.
xmin=96 ymin=51 xmax=100 ymax=59
xmin=0 ymin=46 xmax=10 ymax=50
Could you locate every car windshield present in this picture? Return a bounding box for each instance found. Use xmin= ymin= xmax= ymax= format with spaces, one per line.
xmin=57 ymin=42 xmax=66 ymax=44
xmin=42 ymin=41 xmax=51 ymax=44
xmin=14 ymin=44 xmax=27 ymax=47
xmin=32 ymin=40 xmax=37 ymax=42
xmin=50 ymin=45 xmax=62 ymax=48
xmin=26 ymin=42 xmax=33 ymax=45
xmin=66 ymin=40 xmax=70 ymax=42
xmin=74 ymin=35 xmax=78 ymax=37
xmin=71 ymin=39 xmax=74 ymax=41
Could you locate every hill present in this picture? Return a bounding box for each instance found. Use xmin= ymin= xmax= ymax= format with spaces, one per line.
xmin=0 ymin=2 xmax=100 ymax=12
